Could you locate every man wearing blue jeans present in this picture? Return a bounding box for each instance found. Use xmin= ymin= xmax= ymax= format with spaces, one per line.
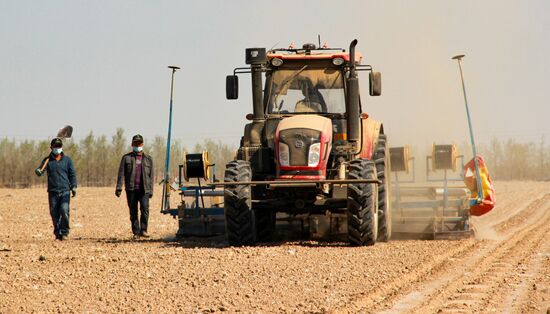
xmin=35 ymin=138 xmax=77 ymax=241
xmin=115 ymin=135 xmax=154 ymax=239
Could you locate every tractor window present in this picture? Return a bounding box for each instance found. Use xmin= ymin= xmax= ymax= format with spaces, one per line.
xmin=267 ymin=68 xmax=346 ymax=114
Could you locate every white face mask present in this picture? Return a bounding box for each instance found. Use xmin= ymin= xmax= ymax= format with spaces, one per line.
xmin=52 ymin=148 xmax=63 ymax=155
xmin=132 ymin=146 xmax=143 ymax=153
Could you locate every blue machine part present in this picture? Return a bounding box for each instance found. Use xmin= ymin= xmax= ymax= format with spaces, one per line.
xmin=174 ymin=185 xmax=226 ymax=237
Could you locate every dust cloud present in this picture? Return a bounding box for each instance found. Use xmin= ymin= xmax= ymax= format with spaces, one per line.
xmin=471 ymin=217 xmax=501 ymax=241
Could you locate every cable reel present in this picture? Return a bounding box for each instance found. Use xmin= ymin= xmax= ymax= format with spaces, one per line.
xmin=183 ymin=151 xmax=211 ymax=182
xmin=432 ymin=144 xmax=457 ymax=171
xmin=390 ymin=146 xmax=410 ymax=173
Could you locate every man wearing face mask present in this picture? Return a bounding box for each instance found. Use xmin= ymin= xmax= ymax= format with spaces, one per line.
xmin=35 ymin=137 xmax=77 ymax=241
xmin=115 ymin=134 xmax=154 ymax=239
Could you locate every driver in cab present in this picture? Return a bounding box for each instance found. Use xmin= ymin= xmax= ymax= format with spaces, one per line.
xmin=294 ymin=80 xmax=325 ymax=113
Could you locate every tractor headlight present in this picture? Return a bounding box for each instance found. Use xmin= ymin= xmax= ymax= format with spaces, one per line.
xmin=308 ymin=143 xmax=321 ymax=167
xmin=279 ymin=142 xmax=290 ymax=166
xmin=271 ymin=58 xmax=283 ymax=67
xmin=332 ymin=57 xmax=345 ymax=66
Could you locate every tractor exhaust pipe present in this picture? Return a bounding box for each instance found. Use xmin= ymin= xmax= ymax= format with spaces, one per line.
xmin=347 ymin=39 xmax=360 ymax=143
xmin=251 ymin=65 xmax=263 ymax=119
xmin=349 ymin=39 xmax=357 ymax=78
xmin=246 ymin=48 xmax=267 ymax=120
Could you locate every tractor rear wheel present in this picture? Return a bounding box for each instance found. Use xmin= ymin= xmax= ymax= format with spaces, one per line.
xmin=375 ymin=134 xmax=392 ymax=242
xmin=347 ymin=159 xmax=378 ymax=246
xmin=224 ymin=160 xmax=256 ymax=246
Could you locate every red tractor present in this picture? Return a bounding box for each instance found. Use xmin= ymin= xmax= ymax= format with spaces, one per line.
xmin=223 ymin=39 xmax=390 ymax=246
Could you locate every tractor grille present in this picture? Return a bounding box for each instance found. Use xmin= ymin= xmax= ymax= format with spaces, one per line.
xmin=279 ymin=128 xmax=321 ymax=166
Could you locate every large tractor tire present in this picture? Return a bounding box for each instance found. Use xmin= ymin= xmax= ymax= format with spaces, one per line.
xmin=374 ymin=134 xmax=392 ymax=242
xmin=255 ymin=209 xmax=276 ymax=242
xmin=224 ymin=160 xmax=256 ymax=246
xmin=251 ymin=186 xmax=276 ymax=243
xmin=347 ymin=159 xmax=379 ymax=246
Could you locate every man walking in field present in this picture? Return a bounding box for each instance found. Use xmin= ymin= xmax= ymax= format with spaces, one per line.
xmin=115 ymin=134 xmax=154 ymax=239
xmin=35 ymin=138 xmax=77 ymax=241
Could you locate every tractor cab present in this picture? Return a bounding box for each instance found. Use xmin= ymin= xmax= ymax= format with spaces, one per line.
xmin=262 ymin=51 xmax=360 ymax=180
xmin=266 ymin=60 xmax=346 ymax=115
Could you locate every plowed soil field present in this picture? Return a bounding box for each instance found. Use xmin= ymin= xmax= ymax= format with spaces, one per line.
xmin=1 ymin=181 xmax=549 ymax=313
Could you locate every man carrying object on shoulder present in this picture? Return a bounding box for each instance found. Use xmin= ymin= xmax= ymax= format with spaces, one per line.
xmin=35 ymin=138 xmax=77 ymax=241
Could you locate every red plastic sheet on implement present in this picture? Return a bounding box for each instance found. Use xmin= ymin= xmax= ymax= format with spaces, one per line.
xmin=463 ymin=156 xmax=496 ymax=216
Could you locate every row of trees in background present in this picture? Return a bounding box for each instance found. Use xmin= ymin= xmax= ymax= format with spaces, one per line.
xmin=478 ymin=137 xmax=549 ymax=181
xmin=0 ymin=129 xmax=236 ymax=188
xmin=403 ymin=138 xmax=550 ymax=182
xmin=1 ymin=131 xmax=549 ymax=188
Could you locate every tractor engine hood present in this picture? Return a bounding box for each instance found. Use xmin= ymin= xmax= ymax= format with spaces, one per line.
xmin=275 ymin=115 xmax=333 ymax=180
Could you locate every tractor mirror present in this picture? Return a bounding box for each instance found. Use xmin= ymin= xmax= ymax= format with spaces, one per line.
xmin=226 ymin=75 xmax=239 ymax=100
xmin=369 ymin=71 xmax=382 ymax=96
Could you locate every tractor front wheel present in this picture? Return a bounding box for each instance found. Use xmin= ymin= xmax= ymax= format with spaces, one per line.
xmin=375 ymin=134 xmax=392 ymax=242
xmin=255 ymin=209 xmax=276 ymax=242
xmin=224 ymin=160 xmax=256 ymax=246
xmin=347 ymin=159 xmax=378 ymax=246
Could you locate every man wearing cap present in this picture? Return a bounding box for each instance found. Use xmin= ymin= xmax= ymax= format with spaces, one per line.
xmin=35 ymin=138 xmax=77 ymax=241
xmin=115 ymin=134 xmax=154 ymax=239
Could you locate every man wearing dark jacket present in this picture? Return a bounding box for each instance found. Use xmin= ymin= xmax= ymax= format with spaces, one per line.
xmin=35 ymin=138 xmax=77 ymax=241
xmin=115 ymin=134 xmax=154 ymax=239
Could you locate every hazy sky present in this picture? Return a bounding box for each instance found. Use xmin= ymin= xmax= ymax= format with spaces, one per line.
xmin=1 ymin=0 xmax=549 ymax=151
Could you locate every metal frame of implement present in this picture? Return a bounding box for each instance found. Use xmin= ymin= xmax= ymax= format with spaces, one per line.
xmin=164 ymin=172 xmax=381 ymax=237
xmin=391 ymin=145 xmax=474 ymax=240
